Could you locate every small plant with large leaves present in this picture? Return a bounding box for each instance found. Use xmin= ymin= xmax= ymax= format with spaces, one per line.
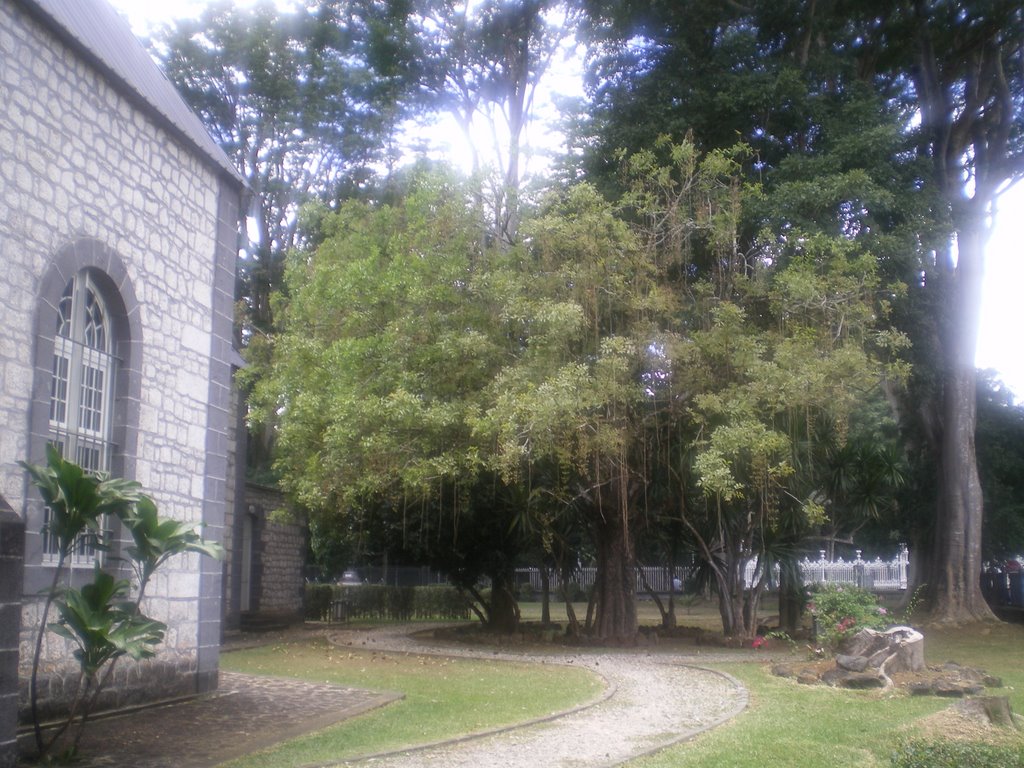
xmin=20 ymin=446 xmax=222 ymax=760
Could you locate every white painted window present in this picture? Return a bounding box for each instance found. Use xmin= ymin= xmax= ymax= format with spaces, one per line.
xmin=43 ymin=271 xmax=117 ymax=562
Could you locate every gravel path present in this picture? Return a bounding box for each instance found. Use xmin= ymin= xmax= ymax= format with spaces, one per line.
xmin=322 ymin=626 xmax=748 ymax=768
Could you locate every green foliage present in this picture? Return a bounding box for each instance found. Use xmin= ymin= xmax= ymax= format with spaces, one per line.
xmin=260 ymin=173 xmax=497 ymax=513
xmin=577 ymin=0 xmax=1024 ymax=622
xmin=305 ymin=584 xmax=335 ymax=621
xmin=49 ymin=567 xmax=166 ymax=678
xmin=266 ymin=141 xmax=907 ymax=642
xmin=977 ymin=374 xmax=1024 ymax=560
xmin=121 ymin=495 xmax=223 ymax=593
xmin=807 ymin=583 xmax=890 ymax=648
xmin=21 ymin=449 xmax=220 ymax=759
xmin=156 ymin=1 xmax=408 ymax=333
xmin=890 ymin=740 xmax=1024 ymax=768
xmin=680 ymin=230 xmax=901 ymax=638
xmin=411 ymin=585 xmax=473 ymax=620
xmin=21 ymin=444 xmax=142 ymax=559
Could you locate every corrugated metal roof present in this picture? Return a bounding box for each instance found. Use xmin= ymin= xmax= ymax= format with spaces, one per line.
xmin=16 ymin=0 xmax=244 ymax=187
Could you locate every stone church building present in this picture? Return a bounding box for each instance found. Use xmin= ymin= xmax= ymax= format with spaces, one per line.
xmin=0 ymin=0 xmax=249 ymax=763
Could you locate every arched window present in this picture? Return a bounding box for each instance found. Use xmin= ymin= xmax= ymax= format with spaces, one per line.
xmin=42 ymin=270 xmax=118 ymax=561
xmin=27 ymin=240 xmax=142 ymax=582
xmin=49 ymin=271 xmax=116 ymax=474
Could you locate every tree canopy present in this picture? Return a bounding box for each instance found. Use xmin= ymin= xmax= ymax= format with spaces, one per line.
xmin=157 ymin=0 xmax=1024 ymax=636
xmin=258 ymin=136 xmax=906 ymax=639
xmin=574 ymin=0 xmax=1024 ymax=622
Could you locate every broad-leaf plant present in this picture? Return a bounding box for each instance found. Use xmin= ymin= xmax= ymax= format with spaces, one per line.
xmin=21 ymin=445 xmax=222 ymax=760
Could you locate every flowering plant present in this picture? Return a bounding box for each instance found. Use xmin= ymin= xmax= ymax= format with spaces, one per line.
xmin=806 ymin=583 xmax=890 ymax=649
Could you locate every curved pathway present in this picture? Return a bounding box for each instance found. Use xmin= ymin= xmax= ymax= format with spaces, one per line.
xmin=322 ymin=626 xmax=748 ymax=768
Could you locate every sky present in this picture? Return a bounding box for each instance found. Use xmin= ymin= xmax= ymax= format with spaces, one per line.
xmin=109 ymin=0 xmax=1024 ymax=402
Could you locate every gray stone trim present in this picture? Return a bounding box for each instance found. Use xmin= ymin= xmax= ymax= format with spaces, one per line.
xmin=23 ymin=239 xmax=142 ymax=595
xmin=223 ymin=385 xmax=249 ymax=632
xmin=196 ymin=177 xmax=242 ymax=693
xmin=0 ymin=499 xmax=24 ymax=768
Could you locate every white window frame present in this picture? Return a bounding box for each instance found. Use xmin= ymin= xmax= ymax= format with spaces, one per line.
xmin=44 ymin=271 xmax=117 ymax=564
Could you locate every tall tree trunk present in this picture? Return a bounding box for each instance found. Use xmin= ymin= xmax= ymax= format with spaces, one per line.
xmin=778 ymin=560 xmax=803 ymax=635
xmin=928 ymin=216 xmax=997 ymax=623
xmin=714 ymin=572 xmax=740 ymax=637
xmin=591 ymin=510 xmax=637 ymax=643
xmin=488 ymin=567 xmax=520 ymax=634
xmin=540 ymin=564 xmax=551 ymax=624
xmin=905 ymin=0 xmax=1017 ymax=624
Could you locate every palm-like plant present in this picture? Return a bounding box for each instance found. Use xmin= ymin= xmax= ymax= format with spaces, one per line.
xmin=21 ymin=447 xmax=221 ymax=760
xmin=20 ymin=445 xmax=141 ymax=755
xmin=121 ymin=495 xmax=223 ymax=599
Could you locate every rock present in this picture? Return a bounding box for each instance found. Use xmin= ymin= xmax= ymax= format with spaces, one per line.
xmin=836 ymin=654 xmax=869 ymax=672
xmin=820 ymin=667 xmax=849 ymax=686
xmin=820 ymin=667 xmax=881 ymax=687
xmin=933 ymin=681 xmax=984 ymax=697
xmin=839 ymin=672 xmax=885 ymax=689
xmin=771 ymin=664 xmax=797 ymax=678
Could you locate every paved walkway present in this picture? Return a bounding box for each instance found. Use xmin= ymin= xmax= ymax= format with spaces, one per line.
xmin=43 ymin=670 xmax=401 ymax=768
xmin=25 ymin=625 xmax=749 ymax=767
xmin=323 ymin=626 xmax=748 ymax=768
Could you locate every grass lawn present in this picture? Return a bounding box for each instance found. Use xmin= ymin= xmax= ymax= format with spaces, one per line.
xmin=626 ymin=620 xmax=1024 ymax=768
xmin=218 ymin=634 xmax=604 ymax=767
xmin=219 ymin=600 xmax=1024 ymax=768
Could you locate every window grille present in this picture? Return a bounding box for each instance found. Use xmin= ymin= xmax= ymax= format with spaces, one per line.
xmin=43 ymin=272 xmax=117 ymax=564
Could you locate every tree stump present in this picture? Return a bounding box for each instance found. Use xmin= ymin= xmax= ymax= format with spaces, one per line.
xmin=978 ymin=696 xmax=1019 ymax=729
xmin=822 ymin=626 xmax=927 ymax=689
xmin=839 ymin=625 xmax=925 ymax=674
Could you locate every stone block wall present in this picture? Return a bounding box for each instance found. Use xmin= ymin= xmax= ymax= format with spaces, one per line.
xmin=251 ymin=486 xmax=306 ymax=617
xmin=224 ymin=483 xmax=307 ymax=628
xmin=0 ymin=0 xmax=239 ymax=720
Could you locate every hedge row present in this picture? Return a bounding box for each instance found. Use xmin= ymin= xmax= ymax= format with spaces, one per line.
xmin=305 ymin=584 xmax=472 ymax=621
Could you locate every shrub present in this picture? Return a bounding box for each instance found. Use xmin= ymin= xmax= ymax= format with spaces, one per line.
xmin=891 ymin=739 xmax=1024 ymax=768
xmin=305 ymin=584 xmax=334 ymax=621
xmin=415 ymin=586 xmax=472 ymax=619
xmin=306 ymin=584 xmax=471 ymax=621
xmin=807 ymin=583 xmax=890 ymax=648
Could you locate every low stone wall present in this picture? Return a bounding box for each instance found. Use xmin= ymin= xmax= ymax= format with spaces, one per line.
xmin=17 ymin=654 xmax=196 ymax=724
xmin=16 ymin=597 xmax=199 ymax=723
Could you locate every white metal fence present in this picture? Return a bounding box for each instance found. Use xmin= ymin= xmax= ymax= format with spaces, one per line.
xmin=792 ymin=547 xmax=910 ymax=591
xmin=515 ymin=546 xmax=910 ymax=594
